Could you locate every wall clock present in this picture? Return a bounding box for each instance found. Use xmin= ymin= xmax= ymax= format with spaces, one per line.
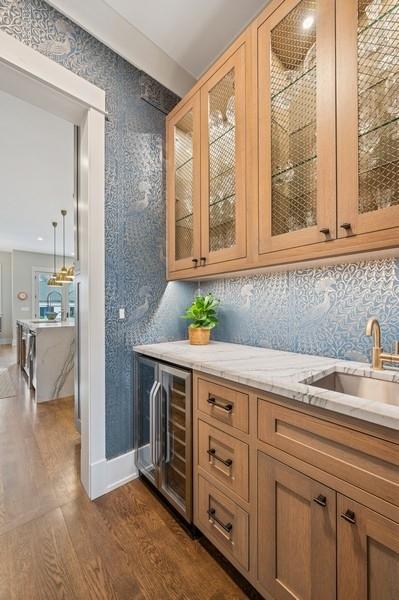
xmin=17 ymin=291 xmax=28 ymax=301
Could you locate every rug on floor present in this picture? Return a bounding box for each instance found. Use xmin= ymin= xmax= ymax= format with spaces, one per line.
xmin=0 ymin=368 xmax=16 ymax=399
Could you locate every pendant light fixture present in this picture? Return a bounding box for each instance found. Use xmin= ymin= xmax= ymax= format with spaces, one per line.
xmin=48 ymin=222 xmax=62 ymax=287
xmin=55 ymin=209 xmax=74 ymax=284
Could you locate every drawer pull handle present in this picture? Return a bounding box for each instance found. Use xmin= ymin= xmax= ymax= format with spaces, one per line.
xmin=207 ymin=395 xmax=233 ymax=412
xmin=313 ymin=494 xmax=327 ymax=507
xmin=207 ymin=508 xmax=233 ymax=534
xmin=341 ymin=509 xmax=356 ymax=525
xmin=207 ymin=448 xmax=233 ymax=467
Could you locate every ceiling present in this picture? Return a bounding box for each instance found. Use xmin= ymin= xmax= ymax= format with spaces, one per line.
xmin=0 ymin=90 xmax=75 ymax=256
xmin=103 ymin=0 xmax=268 ymax=79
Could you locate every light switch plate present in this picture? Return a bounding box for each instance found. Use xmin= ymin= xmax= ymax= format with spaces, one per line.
xmin=119 ymin=308 xmax=125 ymax=320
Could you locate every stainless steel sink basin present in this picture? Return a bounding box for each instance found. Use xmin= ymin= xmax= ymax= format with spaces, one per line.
xmin=308 ymin=371 xmax=399 ymax=406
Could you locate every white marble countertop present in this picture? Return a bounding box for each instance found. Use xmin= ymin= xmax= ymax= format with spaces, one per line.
xmin=134 ymin=340 xmax=399 ymax=431
xmin=17 ymin=319 xmax=75 ymax=331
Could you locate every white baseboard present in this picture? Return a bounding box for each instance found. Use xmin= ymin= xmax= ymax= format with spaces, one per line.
xmin=90 ymin=448 xmax=139 ymax=499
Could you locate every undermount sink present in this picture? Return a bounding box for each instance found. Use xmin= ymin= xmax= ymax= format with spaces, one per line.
xmin=308 ymin=371 xmax=399 ymax=406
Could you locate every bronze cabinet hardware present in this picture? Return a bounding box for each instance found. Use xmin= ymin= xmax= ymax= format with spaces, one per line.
xmin=207 ymin=508 xmax=233 ymax=534
xmin=200 ymin=257 xmax=206 ymax=266
xmin=341 ymin=509 xmax=356 ymax=524
xmin=319 ymin=228 xmax=330 ymax=235
xmin=207 ymin=448 xmax=233 ymax=467
xmin=207 ymin=395 xmax=233 ymax=412
xmin=312 ymin=494 xmax=327 ymax=507
xmin=340 ymin=223 xmax=351 ymax=230
xmin=192 ymin=258 xmax=198 ymax=267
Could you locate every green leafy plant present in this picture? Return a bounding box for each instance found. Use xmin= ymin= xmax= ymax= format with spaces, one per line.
xmin=181 ymin=293 xmax=220 ymax=330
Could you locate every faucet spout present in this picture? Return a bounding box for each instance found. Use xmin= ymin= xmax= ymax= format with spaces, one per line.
xmin=365 ymin=317 xmax=399 ymax=370
xmin=365 ymin=317 xmax=381 ymax=349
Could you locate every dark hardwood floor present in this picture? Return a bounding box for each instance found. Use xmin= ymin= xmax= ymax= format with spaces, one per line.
xmin=0 ymin=345 xmax=247 ymax=599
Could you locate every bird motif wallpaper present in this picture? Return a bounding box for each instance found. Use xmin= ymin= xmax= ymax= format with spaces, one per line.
xmin=0 ymin=0 xmax=193 ymax=458
xmin=199 ymin=257 xmax=399 ymax=363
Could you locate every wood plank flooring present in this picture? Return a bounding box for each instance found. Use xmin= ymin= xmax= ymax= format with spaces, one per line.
xmin=0 ymin=345 xmax=247 ymax=599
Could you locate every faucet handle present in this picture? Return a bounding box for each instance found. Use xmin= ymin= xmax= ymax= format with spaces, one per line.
xmin=394 ymin=341 xmax=399 ymax=355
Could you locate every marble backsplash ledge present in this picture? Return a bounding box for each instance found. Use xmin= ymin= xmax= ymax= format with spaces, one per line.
xmin=198 ymin=257 xmax=399 ymax=363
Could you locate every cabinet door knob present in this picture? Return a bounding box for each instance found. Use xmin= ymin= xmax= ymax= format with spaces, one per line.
xmin=341 ymin=509 xmax=356 ymax=524
xmin=340 ymin=223 xmax=351 ymax=230
xmin=200 ymin=257 xmax=206 ymax=266
xmin=192 ymin=258 xmax=198 ymax=267
xmin=319 ymin=228 xmax=330 ymax=236
xmin=313 ymin=494 xmax=327 ymax=507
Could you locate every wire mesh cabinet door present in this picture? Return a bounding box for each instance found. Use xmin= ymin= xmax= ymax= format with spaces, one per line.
xmin=337 ymin=0 xmax=399 ymax=237
xmin=200 ymin=44 xmax=247 ymax=267
xmin=167 ymin=93 xmax=201 ymax=275
xmin=258 ymin=0 xmax=336 ymax=254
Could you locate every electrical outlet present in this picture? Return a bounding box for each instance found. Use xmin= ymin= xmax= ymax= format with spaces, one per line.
xmin=119 ymin=307 xmax=125 ymax=320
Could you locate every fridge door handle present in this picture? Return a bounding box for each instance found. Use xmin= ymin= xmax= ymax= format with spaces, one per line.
xmin=149 ymin=381 xmax=158 ymax=468
xmin=152 ymin=381 xmax=162 ymax=467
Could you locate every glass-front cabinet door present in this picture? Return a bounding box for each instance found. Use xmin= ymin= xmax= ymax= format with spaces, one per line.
xmin=160 ymin=365 xmax=192 ymax=521
xmin=337 ymin=0 xmax=399 ymax=236
xmin=200 ymin=44 xmax=247 ymax=266
xmin=258 ymin=0 xmax=336 ymax=254
xmin=167 ymin=93 xmax=201 ymax=273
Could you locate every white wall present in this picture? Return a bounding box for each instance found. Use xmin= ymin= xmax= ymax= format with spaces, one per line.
xmin=0 ymin=89 xmax=75 ymax=256
xmin=11 ymin=250 xmax=72 ymax=336
xmin=0 ymin=251 xmax=12 ymax=344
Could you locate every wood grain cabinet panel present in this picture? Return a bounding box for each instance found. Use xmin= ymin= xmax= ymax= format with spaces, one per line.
xmin=197 ymin=377 xmax=249 ymax=433
xmin=258 ymin=398 xmax=399 ymax=506
xmin=197 ymin=474 xmax=249 ymax=571
xmin=337 ymin=494 xmax=399 ymax=600
xmin=198 ymin=420 xmax=249 ymax=501
xmin=258 ymin=453 xmax=336 ymax=600
xmin=257 ymin=0 xmax=336 ymax=254
xmin=167 ymin=94 xmax=201 ymax=275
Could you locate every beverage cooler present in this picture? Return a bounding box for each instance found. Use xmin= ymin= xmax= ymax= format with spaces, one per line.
xmin=134 ymin=355 xmax=192 ymax=523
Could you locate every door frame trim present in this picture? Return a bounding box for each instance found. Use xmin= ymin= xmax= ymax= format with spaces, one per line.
xmin=0 ymin=30 xmax=106 ymax=499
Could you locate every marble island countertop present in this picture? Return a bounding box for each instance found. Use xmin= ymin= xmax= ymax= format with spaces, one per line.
xmin=17 ymin=319 xmax=75 ymax=331
xmin=133 ymin=340 xmax=399 ymax=431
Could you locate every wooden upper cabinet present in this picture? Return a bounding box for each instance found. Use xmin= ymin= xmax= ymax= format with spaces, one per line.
xmin=337 ymin=494 xmax=399 ymax=600
xmin=200 ymin=44 xmax=247 ymax=266
xmin=167 ymin=94 xmax=201 ymax=273
xmin=337 ymin=0 xmax=399 ymax=238
xmin=257 ymin=0 xmax=336 ymax=254
xmin=258 ymin=453 xmax=336 ymax=600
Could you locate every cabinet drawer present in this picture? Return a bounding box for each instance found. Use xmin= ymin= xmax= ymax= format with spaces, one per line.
xmin=258 ymin=399 xmax=399 ymax=506
xmin=197 ymin=474 xmax=249 ymax=571
xmin=198 ymin=420 xmax=249 ymax=501
xmin=197 ymin=377 xmax=249 ymax=433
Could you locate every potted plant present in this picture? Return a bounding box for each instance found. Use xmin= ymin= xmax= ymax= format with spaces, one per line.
xmin=181 ymin=293 xmax=220 ymax=345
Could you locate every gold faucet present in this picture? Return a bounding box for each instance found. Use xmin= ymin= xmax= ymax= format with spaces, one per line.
xmin=365 ymin=318 xmax=399 ymax=370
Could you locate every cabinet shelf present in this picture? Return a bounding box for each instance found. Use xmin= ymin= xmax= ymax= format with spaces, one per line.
xmin=175 ymin=156 xmax=193 ymax=171
xmin=359 ymin=156 xmax=399 ymax=177
xmin=209 ymin=124 xmax=235 ymax=148
xmin=359 ymin=2 xmax=399 ymax=36
xmin=271 ymin=66 xmax=316 ymax=101
xmin=171 ymin=402 xmax=186 ymax=415
xmin=272 ymin=154 xmax=316 ymax=179
xmin=359 ymin=115 xmax=399 ymax=138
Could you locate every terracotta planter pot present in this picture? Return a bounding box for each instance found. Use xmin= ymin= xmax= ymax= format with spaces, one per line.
xmin=188 ymin=327 xmax=211 ymax=345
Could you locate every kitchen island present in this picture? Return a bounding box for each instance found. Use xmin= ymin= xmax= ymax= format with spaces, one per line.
xmin=16 ymin=319 xmax=75 ymax=402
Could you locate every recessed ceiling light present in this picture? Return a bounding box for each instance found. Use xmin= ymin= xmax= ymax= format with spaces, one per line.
xmin=302 ymin=15 xmax=315 ymax=29
xmin=37 ymin=236 xmax=44 ymax=241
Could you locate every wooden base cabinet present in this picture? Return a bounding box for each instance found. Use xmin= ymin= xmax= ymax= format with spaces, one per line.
xmin=193 ymin=372 xmax=399 ymax=600
xmin=337 ymin=495 xmax=399 ymax=600
xmin=258 ymin=454 xmax=336 ymax=600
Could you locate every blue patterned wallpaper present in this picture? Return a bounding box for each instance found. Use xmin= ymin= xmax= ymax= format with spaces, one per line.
xmin=199 ymin=257 xmax=399 ymax=363
xmin=0 ymin=0 xmax=194 ymax=458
